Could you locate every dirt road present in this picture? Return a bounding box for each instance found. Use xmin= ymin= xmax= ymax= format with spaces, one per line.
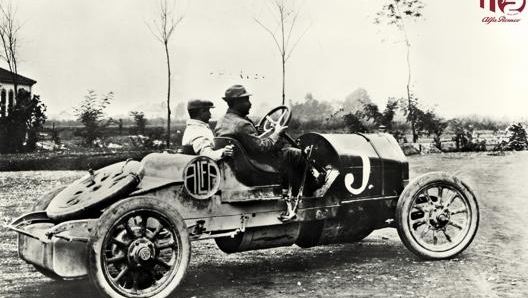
xmin=1 ymin=152 xmax=527 ymax=298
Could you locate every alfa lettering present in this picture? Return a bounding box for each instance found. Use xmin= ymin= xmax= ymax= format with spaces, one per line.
xmin=184 ymin=157 xmax=220 ymax=199
xmin=188 ymin=160 xmax=216 ymax=194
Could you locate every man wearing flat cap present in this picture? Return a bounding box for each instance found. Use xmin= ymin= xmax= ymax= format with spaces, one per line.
xmin=215 ymin=85 xmax=309 ymax=220
xmin=182 ymin=99 xmax=233 ymax=160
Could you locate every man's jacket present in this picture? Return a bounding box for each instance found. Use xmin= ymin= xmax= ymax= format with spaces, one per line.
xmin=214 ymin=109 xmax=280 ymax=158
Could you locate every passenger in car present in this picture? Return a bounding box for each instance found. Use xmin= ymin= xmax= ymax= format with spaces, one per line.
xmin=214 ymin=85 xmax=321 ymax=221
xmin=182 ymin=99 xmax=234 ymax=160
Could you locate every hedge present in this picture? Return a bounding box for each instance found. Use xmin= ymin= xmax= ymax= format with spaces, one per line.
xmin=0 ymin=150 xmax=155 ymax=171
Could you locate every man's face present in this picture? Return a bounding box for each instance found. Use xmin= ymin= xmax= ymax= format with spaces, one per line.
xmin=198 ymin=107 xmax=212 ymax=123
xmin=235 ymin=97 xmax=252 ymax=116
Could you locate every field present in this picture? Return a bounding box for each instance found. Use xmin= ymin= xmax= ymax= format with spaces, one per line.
xmin=1 ymin=152 xmax=527 ymax=297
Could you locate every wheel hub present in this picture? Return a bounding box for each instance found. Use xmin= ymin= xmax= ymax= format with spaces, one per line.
xmin=428 ymin=207 xmax=450 ymax=229
xmin=128 ymin=238 xmax=156 ymax=267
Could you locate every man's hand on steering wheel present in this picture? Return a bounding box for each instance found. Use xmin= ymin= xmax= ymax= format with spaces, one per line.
xmin=272 ymin=123 xmax=288 ymax=137
xmin=257 ymin=105 xmax=291 ymax=135
xmin=258 ymin=105 xmax=299 ymax=148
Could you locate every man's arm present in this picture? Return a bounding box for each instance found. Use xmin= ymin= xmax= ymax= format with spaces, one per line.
xmin=191 ymin=136 xmax=234 ymax=161
xmin=235 ymin=121 xmax=282 ymax=155
xmin=191 ymin=136 xmax=224 ymax=160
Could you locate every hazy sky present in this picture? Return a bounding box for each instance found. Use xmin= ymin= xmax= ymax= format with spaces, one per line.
xmin=11 ymin=0 xmax=528 ymax=120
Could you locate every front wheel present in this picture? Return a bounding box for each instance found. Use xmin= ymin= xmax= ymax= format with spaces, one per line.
xmin=396 ymin=172 xmax=479 ymax=260
xmin=88 ymin=196 xmax=191 ymax=298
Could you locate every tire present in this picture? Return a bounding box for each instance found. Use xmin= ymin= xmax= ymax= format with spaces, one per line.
xmin=396 ymin=172 xmax=479 ymax=260
xmin=88 ymin=196 xmax=191 ymax=298
xmin=27 ymin=186 xmax=67 ymax=280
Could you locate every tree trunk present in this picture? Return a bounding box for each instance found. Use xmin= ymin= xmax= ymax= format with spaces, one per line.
xmin=281 ymin=56 xmax=286 ymax=105
xmin=407 ymin=84 xmax=417 ymax=143
xmin=280 ymin=6 xmax=286 ymax=106
xmin=164 ymin=41 xmax=171 ymax=148
xmin=394 ymin=0 xmax=417 ymax=143
xmin=405 ymin=36 xmax=417 ymax=143
xmin=403 ymin=28 xmax=416 ymax=143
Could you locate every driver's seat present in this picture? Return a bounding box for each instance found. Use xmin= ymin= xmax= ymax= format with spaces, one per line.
xmin=214 ymin=137 xmax=280 ymax=186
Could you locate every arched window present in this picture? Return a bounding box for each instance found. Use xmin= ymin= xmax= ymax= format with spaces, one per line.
xmin=0 ymin=89 xmax=6 ymax=117
xmin=8 ymin=89 xmax=14 ymax=111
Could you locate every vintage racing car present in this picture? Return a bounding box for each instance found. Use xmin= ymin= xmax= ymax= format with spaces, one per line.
xmin=7 ymin=106 xmax=479 ymax=298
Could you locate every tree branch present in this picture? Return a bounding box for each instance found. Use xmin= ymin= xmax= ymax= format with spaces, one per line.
xmin=285 ymin=21 xmax=310 ymax=61
xmin=253 ymin=17 xmax=283 ymax=54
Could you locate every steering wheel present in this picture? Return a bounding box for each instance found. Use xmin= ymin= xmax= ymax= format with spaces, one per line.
xmin=257 ymin=105 xmax=298 ymax=147
xmin=257 ymin=105 xmax=291 ymax=135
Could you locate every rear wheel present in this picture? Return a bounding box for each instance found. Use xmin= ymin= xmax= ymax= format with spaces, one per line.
xmin=88 ymin=196 xmax=190 ymax=298
xmin=396 ymin=172 xmax=479 ymax=260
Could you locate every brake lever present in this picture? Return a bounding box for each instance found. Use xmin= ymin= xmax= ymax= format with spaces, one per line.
xmin=283 ymin=132 xmax=301 ymax=148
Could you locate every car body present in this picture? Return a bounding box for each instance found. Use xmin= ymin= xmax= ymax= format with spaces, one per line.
xmin=7 ymin=121 xmax=479 ymax=298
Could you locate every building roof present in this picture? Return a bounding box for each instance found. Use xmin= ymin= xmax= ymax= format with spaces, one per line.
xmin=0 ymin=67 xmax=36 ymax=86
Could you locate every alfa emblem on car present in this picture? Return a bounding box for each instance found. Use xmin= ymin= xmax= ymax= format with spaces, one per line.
xmin=183 ymin=156 xmax=221 ymax=199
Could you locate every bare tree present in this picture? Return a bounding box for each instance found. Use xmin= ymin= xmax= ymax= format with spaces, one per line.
xmin=148 ymin=0 xmax=184 ymax=147
xmin=0 ymin=1 xmax=20 ymax=98
xmin=254 ymin=0 xmax=310 ymax=105
xmin=375 ymin=0 xmax=424 ymax=142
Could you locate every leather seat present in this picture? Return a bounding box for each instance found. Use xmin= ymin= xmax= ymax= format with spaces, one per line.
xmin=214 ymin=137 xmax=280 ymax=186
xmin=180 ymin=144 xmax=196 ymax=155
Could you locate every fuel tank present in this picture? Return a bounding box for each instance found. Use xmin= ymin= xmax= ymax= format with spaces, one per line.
xmin=215 ymin=223 xmax=301 ymax=253
xmin=214 ymin=200 xmax=395 ymax=253
xmin=298 ymin=132 xmax=409 ymax=199
xmin=140 ymin=152 xmax=195 ymax=182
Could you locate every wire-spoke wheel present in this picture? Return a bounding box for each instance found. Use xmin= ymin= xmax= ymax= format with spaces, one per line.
xmin=396 ymin=172 xmax=479 ymax=260
xmin=89 ymin=196 xmax=190 ymax=298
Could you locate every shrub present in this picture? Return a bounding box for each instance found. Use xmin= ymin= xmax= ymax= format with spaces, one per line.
xmin=0 ymin=90 xmax=47 ymax=153
xmin=343 ymin=112 xmax=367 ymax=133
xmin=494 ymin=123 xmax=528 ymax=151
xmin=450 ymin=121 xmax=487 ymax=152
xmin=73 ymin=90 xmax=113 ymax=146
xmin=130 ymin=111 xmax=147 ymax=135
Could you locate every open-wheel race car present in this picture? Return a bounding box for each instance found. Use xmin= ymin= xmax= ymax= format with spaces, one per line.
xmin=7 ymin=106 xmax=479 ymax=298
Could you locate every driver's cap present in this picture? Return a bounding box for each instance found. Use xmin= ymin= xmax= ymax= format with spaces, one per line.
xmin=187 ymin=99 xmax=215 ymax=110
xmin=222 ymin=85 xmax=252 ymax=100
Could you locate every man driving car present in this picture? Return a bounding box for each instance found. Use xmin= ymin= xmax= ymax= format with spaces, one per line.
xmin=214 ymin=85 xmax=313 ymax=221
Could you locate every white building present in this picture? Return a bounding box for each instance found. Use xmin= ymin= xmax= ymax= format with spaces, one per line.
xmin=0 ymin=67 xmax=37 ymax=117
